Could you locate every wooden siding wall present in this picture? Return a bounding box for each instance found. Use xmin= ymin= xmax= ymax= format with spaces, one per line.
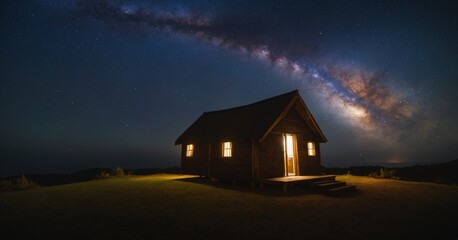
xmin=210 ymin=139 xmax=252 ymax=181
xmin=181 ymin=143 xmax=208 ymax=176
xmin=181 ymin=140 xmax=253 ymax=181
xmin=258 ymin=133 xmax=286 ymax=178
xmin=260 ymin=103 xmax=322 ymax=177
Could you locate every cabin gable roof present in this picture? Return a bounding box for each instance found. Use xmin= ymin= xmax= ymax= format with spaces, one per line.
xmin=175 ymin=90 xmax=327 ymax=145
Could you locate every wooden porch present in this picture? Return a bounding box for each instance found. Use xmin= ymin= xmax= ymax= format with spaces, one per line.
xmin=260 ymin=175 xmax=336 ymax=192
xmin=259 ymin=175 xmax=357 ymax=195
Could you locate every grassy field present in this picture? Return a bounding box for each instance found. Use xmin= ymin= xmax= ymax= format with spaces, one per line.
xmin=1 ymin=174 xmax=457 ymax=240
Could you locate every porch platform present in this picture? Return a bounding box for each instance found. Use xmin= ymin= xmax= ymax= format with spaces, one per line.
xmin=259 ymin=175 xmax=336 ymax=192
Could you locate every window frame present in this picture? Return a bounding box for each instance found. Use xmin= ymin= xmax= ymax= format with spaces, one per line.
xmin=186 ymin=144 xmax=194 ymax=157
xmin=307 ymin=142 xmax=316 ymax=156
xmin=222 ymin=141 xmax=232 ymax=158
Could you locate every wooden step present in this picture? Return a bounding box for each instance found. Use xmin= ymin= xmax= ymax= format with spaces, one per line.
xmin=316 ymin=176 xmax=336 ymax=182
xmin=314 ymin=181 xmax=346 ymax=189
xmin=312 ymin=180 xmax=336 ymax=185
xmin=327 ymin=185 xmax=356 ymax=194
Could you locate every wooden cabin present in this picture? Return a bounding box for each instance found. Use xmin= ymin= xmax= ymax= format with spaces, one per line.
xmin=175 ymin=90 xmax=327 ymax=182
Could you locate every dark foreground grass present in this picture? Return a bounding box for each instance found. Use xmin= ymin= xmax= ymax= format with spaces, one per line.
xmin=1 ymin=174 xmax=457 ymax=240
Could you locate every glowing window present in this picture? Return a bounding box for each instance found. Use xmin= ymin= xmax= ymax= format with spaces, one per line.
xmin=186 ymin=144 xmax=194 ymax=157
xmin=307 ymin=142 xmax=316 ymax=156
xmin=222 ymin=142 xmax=232 ymax=157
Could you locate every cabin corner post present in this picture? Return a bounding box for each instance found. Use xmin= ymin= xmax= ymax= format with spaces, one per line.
xmin=251 ymin=138 xmax=260 ymax=182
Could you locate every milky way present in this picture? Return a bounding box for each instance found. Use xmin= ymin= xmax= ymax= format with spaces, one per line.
xmin=77 ymin=0 xmax=420 ymax=141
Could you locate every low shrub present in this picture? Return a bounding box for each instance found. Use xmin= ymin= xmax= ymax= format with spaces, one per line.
xmin=15 ymin=175 xmax=38 ymax=190
xmin=368 ymin=171 xmax=379 ymax=178
xmin=368 ymin=168 xmax=398 ymax=179
xmin=379 ymin=168 xmax=397 ymax=179
xmin=113 ymin=166 xmax=124 ymax=177
xmin=0 ymin=175 xmax=38 ymax=191
xmin=96 ymin=167 xmax=130 ymax=179
xmin=96 ymin=170 xmax=111 ymax=179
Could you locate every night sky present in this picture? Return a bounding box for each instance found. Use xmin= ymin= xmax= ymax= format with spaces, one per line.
xmin=1 ymin=0 xmax=457 ymax=177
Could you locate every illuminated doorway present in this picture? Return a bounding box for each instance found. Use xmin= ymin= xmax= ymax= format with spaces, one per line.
xmin=283 ymin=134 xmax=298 ymax=176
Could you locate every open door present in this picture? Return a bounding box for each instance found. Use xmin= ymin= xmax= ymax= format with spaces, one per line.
xmin=283 ymin=134 xmax=298 ymax=176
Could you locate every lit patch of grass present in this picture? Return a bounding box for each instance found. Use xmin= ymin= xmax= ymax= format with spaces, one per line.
xmin=129 ymin=174 xmax=199 ymax=182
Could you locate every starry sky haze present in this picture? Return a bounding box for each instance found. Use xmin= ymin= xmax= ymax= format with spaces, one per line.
xmin=1 ymin=0 xmax=457 ymax=176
